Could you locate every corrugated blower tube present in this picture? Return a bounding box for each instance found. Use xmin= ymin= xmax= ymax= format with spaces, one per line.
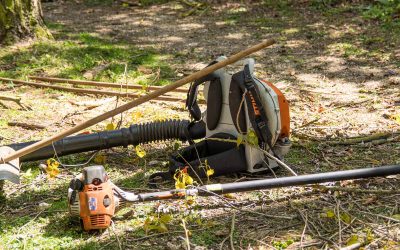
xmin=8 ymin=119 xmax=206 ymax=162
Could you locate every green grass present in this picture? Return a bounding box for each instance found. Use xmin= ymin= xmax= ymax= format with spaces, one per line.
xmin=0 ymin=32 xmax=174 ymax=86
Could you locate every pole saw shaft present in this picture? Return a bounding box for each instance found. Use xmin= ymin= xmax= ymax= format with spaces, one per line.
xmin=132 ymin=165 xmax=400 ymax=202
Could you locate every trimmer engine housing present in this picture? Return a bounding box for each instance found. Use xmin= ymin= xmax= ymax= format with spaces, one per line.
xmin=68 ymin=165 xmax=116 ymax=231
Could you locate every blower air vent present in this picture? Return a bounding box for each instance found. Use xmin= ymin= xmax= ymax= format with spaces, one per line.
xmin=90 ymin=214 xmax=107 ymax=226
xmin=87 ymin=186 xmax=103 ymax=192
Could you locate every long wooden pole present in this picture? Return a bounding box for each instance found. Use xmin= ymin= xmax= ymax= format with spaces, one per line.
xmin=28 ymin=76 xmax=189 ymax=93
xmin=1 ymin=39 xmax=275 ymax=163
xmin=0 ymin=77 xmax=187 ymax=103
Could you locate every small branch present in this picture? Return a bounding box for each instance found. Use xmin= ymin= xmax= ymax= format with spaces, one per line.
xmin=0 ymin=95 xmax=21 ymax=102
xmin=335 ymin=196 xmax=342 ymax=247
xmin=326 ymin=132 xmax=399 ymax=146
xmin=339 ymin=242 xmax=362 ymax=250
xmin=315 ymin=186 xmax=400 ymax=194
xmin=181 ymin=219 xmax=191 ymax=250
xmin=300 ymin=213 xmax=308 ymax=249
xmin=110 ymin=221 xmax=122 ymax=250
xmin=229 ymin=213 xmax=236 ymax=250
xmin=356 ymin=210 xmax=400 ymax=223
xmin=8 ymin=121 xmax=46 ymax=130
xmin=0 ymin=95 xmax=31 ymax=110
xmin=28 ymin=75 xmax=189 ymax=93
xmin=0 ymin=77 xmax=190 ymax=103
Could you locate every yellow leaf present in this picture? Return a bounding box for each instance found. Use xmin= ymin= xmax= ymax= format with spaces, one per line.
xmin=346 ymin=235 xmax=359 ymax=246
xmin=326 ymin=210 xmax=335 ymax=218
xmin=174 ymin=169 xmax=193 ymax=189
xmin=45 ymin=158 xmax=60 ymax=178
xmin=369 ymin=158 xmax=380 ymax=165
xmin=175 ymin=181 xmax=186 ymax=189
xmin=46 ymin=158 xmax=59 ymax=168
xmin=157 ymin=222 xmax=168 ymax=233
xmin=365 ymin=228 xmax=374 ymax=243
xmin=391 ymin=214 xmax=400 ymax=220
xmin=131 ymin=111 xmax=143 ymax=122
xmin=236 ymin=134 xmax=243 ymax=147
xmin=206 ymin=168 xmax=215 ymax=177
xmin=247 ymin=129 xmax=259 ymax=146
xmin=340 ymin=213 xmax=352 ymax=224
xmin=159 ymin=214 xmax=173 ymax=224
xmin=135 ymin=145 xmax=146 ymax=158
xmin=223 ymin=193 xmax=237 ymax=200
xmin=390 ymin=114 xmax=400 ymax=125
xmin=48 ymin=168 xmax=60 ymax=178
xmin=184 ymin=174 xmax=193 ymax=185
xmin=94 ymin=154 xmax=107 ymax=164
xmin=195 ymin=218 xmax=202 ymax=225
xmin=105 ymin=123 xmax=115 ymax=131
xmin=22 ymin=168 xmax=33 ymax=180
xmin=185 ymin=195 xmax=196 ymax=206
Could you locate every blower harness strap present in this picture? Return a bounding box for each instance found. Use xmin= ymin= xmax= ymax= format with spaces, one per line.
xmin=238 ymin=65 xmax=276 ymax=155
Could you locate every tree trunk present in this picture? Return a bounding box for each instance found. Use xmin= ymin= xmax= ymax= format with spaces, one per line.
xmin=0 ymin=0 xmax=52 ymax=44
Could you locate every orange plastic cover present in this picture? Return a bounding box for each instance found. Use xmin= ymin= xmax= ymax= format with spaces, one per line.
xmin=79 ymin=181 xmax=115 ymax=231
xmin=262 ymin=80 xmax=290 ymax=138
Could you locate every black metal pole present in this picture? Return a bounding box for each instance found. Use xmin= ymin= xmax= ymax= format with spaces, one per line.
xmin=133 ymin=165 xmax=400 ymax=202
xmin=199 ymin=165 xmax=400 ymax=195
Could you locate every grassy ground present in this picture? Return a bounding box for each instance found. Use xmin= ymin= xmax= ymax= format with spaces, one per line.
xmin=1 ymin=0 xmax=400 ymax=249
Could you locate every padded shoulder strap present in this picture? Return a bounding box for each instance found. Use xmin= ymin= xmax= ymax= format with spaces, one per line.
xmin=186 ymin=61 xmax=222 ymax=129
xmin=186 ymin=73 xmax=217 ymax=121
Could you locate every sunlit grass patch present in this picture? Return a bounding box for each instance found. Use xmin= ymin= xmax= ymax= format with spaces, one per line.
xmin=327 ymin=42 xmax=368 ymax=58
xmin=0 ymin=32 xmax=174 ymax=86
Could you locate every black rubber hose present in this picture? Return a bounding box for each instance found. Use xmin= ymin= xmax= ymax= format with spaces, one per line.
xmin=7 ymin=119 xmax=206 ymax=162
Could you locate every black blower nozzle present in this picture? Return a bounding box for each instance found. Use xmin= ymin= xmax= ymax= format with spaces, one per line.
xmin=7 ymin=119 xmax=206 ymax=162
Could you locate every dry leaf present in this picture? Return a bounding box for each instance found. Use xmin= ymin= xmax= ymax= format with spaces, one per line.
xmin=135 ymin=145 xmax=146 ymax=158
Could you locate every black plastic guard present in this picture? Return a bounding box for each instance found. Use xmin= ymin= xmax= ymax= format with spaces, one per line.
xmin=169 ymin=133 xmax=247 ymax=178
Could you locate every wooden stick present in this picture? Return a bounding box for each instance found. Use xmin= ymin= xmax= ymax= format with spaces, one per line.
xmin=7 ymin=122 xmax=46 ymax=130
xmin=28 ymin=76 xmax=189 ymax=93
xmin=0 ymin=95 xmax=21 ymax=102
xmin=0 ymin=39 xmax=275 ymax=163
xmin=0 ymin=95 xmax=31 ymax=110
xmin=0 ymin=78 xmax=187 ymax=103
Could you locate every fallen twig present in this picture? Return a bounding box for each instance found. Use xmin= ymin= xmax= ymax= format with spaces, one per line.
xmin=69 ymin=97 xmax=116 ymax=110
xmin=28 ymin=75 xmax=189 ymax=93
xmin=315 ymin=186 xmax=400 ymax=194
xmin=229 ymin=213 xmax=236 ymax=250
xmin=339 ymin=242 xmax=362 ymax=250
xmin=300 ymin=213 xmax=308 ymax=249
xmin=326 ymin=131 xmax=400 ymax=146
xmin=7 ymin=121 xmax=46 ymax=130
xmin=0 ymin=94 xmax=31 ymax=110
xmin=181 ymin=219 xmax=191 ymax=250
xmin=0 ymin=77 xmax=191 ymax=103
xmin=356 ymin=209 xmax=400 ymax=223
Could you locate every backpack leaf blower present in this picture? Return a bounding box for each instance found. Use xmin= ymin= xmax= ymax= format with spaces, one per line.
xmin=1 ymin=58 xmax=291 ymax=183
xmin=69 ymin=165 xmax=400 ymax=231
xmin=0 ymin=39 xmax=277 ymax=182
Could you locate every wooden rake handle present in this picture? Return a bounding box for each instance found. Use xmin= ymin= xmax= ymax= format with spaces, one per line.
xmin=1 ymin=39 xmax=276 ymax=163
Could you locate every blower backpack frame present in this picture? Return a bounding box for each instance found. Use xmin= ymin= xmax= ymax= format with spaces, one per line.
xmin=3 ymin=58 xmax=292 ymax=182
